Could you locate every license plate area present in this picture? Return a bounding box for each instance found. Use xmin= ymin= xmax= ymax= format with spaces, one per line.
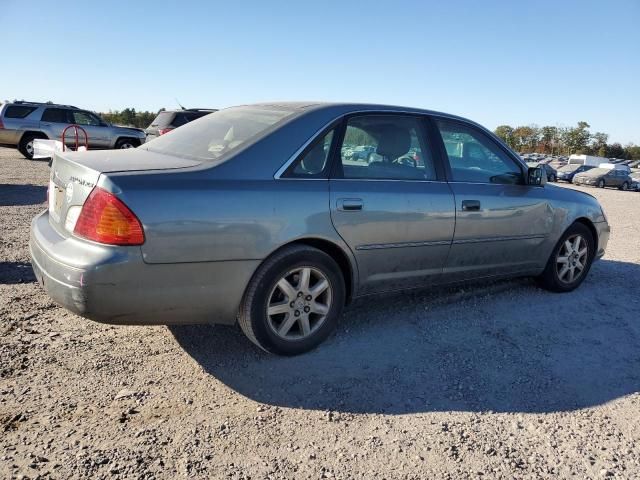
xmin=49 ymin=180 xmax=65 ymax=222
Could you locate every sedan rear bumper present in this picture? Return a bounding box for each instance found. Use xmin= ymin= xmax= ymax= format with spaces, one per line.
xmin=30 ymin=211 xmax=258 ymax=325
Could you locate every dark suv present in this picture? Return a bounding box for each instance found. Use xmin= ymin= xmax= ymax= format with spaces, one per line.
xmin=0 ymin=101 xmax=146 ymax=159
xmin=144 ymin=109 xmax=216 ymax=142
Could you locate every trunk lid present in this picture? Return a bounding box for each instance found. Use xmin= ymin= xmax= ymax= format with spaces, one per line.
xmin=48 ymin=148 xmax=202 ymax=235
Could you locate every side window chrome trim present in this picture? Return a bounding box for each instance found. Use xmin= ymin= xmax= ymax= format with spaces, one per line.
xmin=274 ymin=122 xmax=341 ymax=179
xmin=274 ymin=108 xmax=443 ymax=180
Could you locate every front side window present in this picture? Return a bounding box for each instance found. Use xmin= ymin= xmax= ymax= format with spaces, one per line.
xmin=71 ymin=111 xmax=101 ymax=126
xmin=436 ymin=119 xmax=523 ymax=185
xmin=41 ymin=108 xmax=69 ymax=123
xmin=337 ymin=115 xmax=436 ymax=181
xmin=288 ymin=129 xmax=335 ymax=177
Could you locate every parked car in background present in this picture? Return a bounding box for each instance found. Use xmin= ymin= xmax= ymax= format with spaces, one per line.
xmin=347 ymin=145 xmax=376 ymax=162
xmin=0 ymin=101 xmax=146 ymax=159
xmin=30 ymin=102 xmax=610 ymax=355
xmin=557 ymin=164 xmax=596 ymax=183
xmin=527 ymin=162 xmax=557 ymax=182
xmin=573 ymin=167 xmax=632 ymax=190
xmin=144 ymin=108 xmax=216 ymax=142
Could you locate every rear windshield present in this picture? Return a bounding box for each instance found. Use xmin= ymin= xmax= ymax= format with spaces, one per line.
xmin=559 ymin=164 xmax=580 ymax=172
xmin=150 ymin=111 xmax=175 ymax=127
xmin=142 ymin=106 xmax=296 ymax=162
xmin=4 ymin=105 xmax=38 ymax=118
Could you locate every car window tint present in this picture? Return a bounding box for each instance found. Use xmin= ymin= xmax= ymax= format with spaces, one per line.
xmin=338 ymin=115 xmax=436 ymax=181
xmin=436 ymin=119 xmax=523 ymax=185
xmin=5 ymin=105 xmax=37 ymax=118
xmin=289 ymin=129 xmax=335 ymax=177
xmin=41 ymin=108 xmax=69 ymax=123
xmin=71 ymin=111 xmax=101 ymax=126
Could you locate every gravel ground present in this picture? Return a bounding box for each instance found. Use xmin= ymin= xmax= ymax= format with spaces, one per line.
xmin=1 ymin=146 xmax=639 ymax=480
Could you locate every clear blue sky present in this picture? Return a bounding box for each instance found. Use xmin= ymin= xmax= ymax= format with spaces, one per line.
xmin=2 ymin=0 xmax=639 ymax=143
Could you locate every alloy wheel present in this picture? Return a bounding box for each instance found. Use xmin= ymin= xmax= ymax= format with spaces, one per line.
xmin=266 ymin=266 xmax=332 ymax=340
xmin=556 ymin=234 xmax=588 ymax=284
xmin=26 ymin=140 xmax=34 ymax=156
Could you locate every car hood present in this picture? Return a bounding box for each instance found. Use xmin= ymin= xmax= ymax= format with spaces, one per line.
xmin=112 ymin=125 xmax=145 ymax=135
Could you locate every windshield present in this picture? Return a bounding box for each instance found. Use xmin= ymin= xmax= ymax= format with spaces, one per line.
xmin=142 ymin=106 xmax=295 ymax=161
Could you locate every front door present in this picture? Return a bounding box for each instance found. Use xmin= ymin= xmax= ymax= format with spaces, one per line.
xmin=329 ymin=114 xmax=455 ymax=294
xmin=68 ymin=110 xmax=110 ymax=148
xmin=433 ymin=118 xmax=554 ymax=281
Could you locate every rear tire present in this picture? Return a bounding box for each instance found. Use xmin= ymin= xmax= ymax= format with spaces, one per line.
xmin=536 ymin=222 xmax=595 ymax=293
xmin=18 ymin=133 xmax=45 ymax=160
xmin=620 ymin=182 xmax=629 ymax=191
xmin=238 ymin=245 xmax=345 ymax=355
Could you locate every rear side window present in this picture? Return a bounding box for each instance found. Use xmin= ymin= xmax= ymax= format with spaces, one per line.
xmin=4 ymin=105 xmax=38 ymax=118
xmin=287 ymin=129 xmax=335 ymax=177
xmin=337 ymin=115 xmax=436 ymax=181
xmin=41 ymin=108 xmax=69 ymax=123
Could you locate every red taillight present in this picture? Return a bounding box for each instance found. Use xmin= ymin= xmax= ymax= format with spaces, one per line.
xmin=74 ymin=188 xmax=144 ymax=245
xmin=0 ymin=118 xmax=4 ymax=129
xmin=158 ymin=127 xmax=174 ymax=135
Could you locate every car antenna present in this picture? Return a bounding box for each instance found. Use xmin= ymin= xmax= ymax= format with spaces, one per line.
xmin=175 ymin=98 xmax=186 ymax=110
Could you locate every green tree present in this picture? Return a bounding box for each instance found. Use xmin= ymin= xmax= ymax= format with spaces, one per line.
xmin=494 ymin=125 xmax=514 ymax=148
xmin=563 ymin=121 xmax=591 ymax=154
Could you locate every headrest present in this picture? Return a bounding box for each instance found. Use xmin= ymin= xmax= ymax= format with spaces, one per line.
xmin=376 ymin=126 xmax=411 ymax=160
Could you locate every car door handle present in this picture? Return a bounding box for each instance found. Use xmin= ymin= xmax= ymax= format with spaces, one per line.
xmin=461 ymin=200 xmax=481 ymax=211
xmin=337 ymin=198 xmax=363 ymax=211
xmin=41 ymin=123 xmax=51 ymax=127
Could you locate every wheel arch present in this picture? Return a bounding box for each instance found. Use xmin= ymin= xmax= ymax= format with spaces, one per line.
xmin=19 ymin=130 xmax=49 ymax=143
xmin=573 ymin=217 xmax=599 ymax=253
xmin=114 ymin=136 xmax=141 ymax=148
xmin=262 ymin=237 xmax=357 ymax=305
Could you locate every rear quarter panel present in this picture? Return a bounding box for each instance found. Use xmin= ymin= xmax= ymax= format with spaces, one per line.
xmin=102 ymin=173 xmax=351 ymax=266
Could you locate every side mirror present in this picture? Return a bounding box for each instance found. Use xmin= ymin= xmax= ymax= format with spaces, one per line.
xmin=528 ymin=167 xmax=547 ymax=186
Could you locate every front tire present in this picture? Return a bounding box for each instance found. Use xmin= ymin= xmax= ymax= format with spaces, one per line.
xmin=620 ymin=182 xmax=629 ymax=191
xmin=598 ymin=179 xmax=605 ymax=188
xmin=536 ymin=222 xmax=595 ymax=293
xmin=238 ymin=245 xmax=345 ymax=355
xmin=115 ymin=138 xmax=140 ymax=149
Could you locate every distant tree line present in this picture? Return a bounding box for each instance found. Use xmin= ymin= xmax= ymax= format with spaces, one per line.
xmin=99 ymin=108 xmax=162 ymax=129
xmin=494 ymin=122 xmax=640 ymax=160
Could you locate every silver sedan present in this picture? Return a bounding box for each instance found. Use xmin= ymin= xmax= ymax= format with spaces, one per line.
xmin=30 ymin=103 xmax=610 ymax=355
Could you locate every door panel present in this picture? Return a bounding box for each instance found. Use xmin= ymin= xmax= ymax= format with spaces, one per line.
xmin=433 ymin=117 xmax=553 ymax=280
xmin=330 ymin=180 xmax=455 ymax=294
xmin=445 ymin=183 xmax=552 ymax=280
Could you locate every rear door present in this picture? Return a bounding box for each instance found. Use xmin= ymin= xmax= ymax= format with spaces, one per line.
xmin=327 ymin=114 xmax=455 ymax=294
xmin=432 ymin=117 xmax=554 ymax=281
xmin=39 ymin=107 xmax=70 ymax=143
